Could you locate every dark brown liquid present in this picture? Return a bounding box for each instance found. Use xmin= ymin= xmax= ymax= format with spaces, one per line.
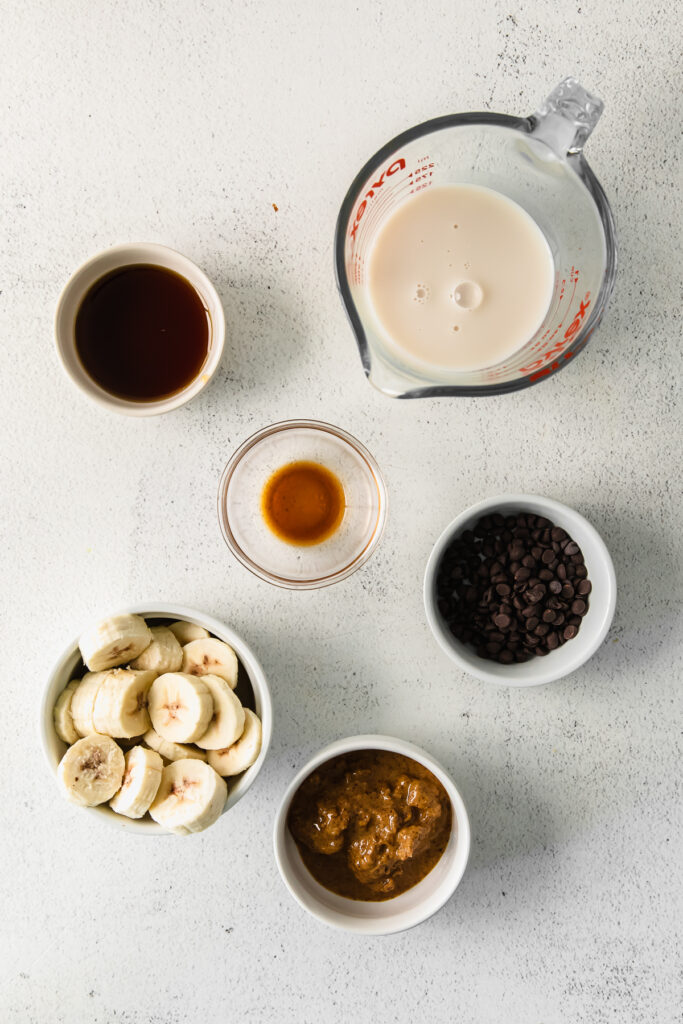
xmin=74 ymin=264 xmax=210 ymax=401
xmin=261 ymin=461 xmax=345 ymax=546
xmin=288 ymin=750 xmax=453 ymax=902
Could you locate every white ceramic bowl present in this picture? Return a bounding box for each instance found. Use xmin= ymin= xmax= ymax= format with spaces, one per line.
xmin=54 ymin=243 xmax=225 ymax=415
xmin=273 ymin=735 xmax=470 ymax=934
xmin=40 ymin=604 xmax=272 ymax=834
xmin=424 ymin=494 xmax=617 ymax=687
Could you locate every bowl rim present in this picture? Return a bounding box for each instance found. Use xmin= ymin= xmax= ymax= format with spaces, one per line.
xmin=53 ymin=242 xmax=225 ymax=417
xmin=423 ymin=493 xmax=617 ymax=686
xmin=40 ymin=603 xmax=273 ymax=835
xmin=273 ymin=733 xmax=471 ymax=935
xmin=217 ymin=418 xmax=388 ymax=590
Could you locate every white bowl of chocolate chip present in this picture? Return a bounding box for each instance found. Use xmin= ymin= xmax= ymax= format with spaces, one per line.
xmin=40 ymin=605 xmax=272 ymax=833
xmin=424 ymin=494 xmax=617 ymax=686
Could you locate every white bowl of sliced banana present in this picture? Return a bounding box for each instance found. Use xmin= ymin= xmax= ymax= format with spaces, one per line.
xmin=40 ymin=605 xmax=272 ymax=835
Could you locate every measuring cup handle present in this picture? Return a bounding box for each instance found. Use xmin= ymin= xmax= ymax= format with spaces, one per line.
xmin=530 ymin=77 xmax=604 ymax=156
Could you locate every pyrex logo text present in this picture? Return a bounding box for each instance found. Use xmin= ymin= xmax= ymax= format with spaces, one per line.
xmin=349 ymin=159 xmax=406 ymax=240
xmin=520 ymin=293 xmax=591 ymax=379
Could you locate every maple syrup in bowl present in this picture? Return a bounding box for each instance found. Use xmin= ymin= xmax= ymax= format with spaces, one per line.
xmin=54 ymin=243 xmax=225 ymax=415
xmin=74 ymin=265 xmax=210 ymax=401
xmin=218 ymin=421 xmax=387 ymax=589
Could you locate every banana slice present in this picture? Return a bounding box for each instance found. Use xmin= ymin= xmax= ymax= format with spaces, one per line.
xmin=194 ymin=675 xmax=245 ymax=750
xmin=71 ymin=672 xmax=108 ymax=737
xmin=53 ymin=680 xmax=81 ymax=744
xmin=168 ymin=620 xmax=210 ymax=645
xmin=80 ymin=614 xmax=153 ymax=672
xmin=207 ymin=709 xmax=262 ymax=776
xmin=57 ymin=734 xmax=125 ymax=807
xmin=130 ymin=626 xmax=183 ymax=673
xmin=142 ymin=727 xmax=207 ymax=763
xmin=149 ymin=759 xmax=227 ymax=835
xmin=92 ymin=668 xmax=155 ymax=738
xmin=109 ymin=745 xmax=163 ymax=818
xmin=147 ymin=672 xmax=213 ymax=743
xmin=181 ymin=638 xmax=238 ymax=690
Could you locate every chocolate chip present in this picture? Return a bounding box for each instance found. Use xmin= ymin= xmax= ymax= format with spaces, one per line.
xmin=435 ymin=510 xmax=591 ymax=664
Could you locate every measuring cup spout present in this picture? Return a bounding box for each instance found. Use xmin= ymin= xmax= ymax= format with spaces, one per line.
xmin=530 ymin=77 xmax=604 ymax=156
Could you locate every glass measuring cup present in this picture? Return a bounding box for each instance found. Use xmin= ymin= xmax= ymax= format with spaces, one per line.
xmin=334 ymin=78 xmax=616 ymax=398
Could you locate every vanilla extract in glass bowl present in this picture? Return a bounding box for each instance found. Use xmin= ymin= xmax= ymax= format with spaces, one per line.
xmin=261 ymin=460 xmax=346 ymax=546
xmin=218 ymin=421 xmax=387 ymax=589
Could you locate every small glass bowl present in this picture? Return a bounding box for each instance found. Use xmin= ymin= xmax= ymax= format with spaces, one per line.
xmin=217 ymin=420 xmax=387 ymax=589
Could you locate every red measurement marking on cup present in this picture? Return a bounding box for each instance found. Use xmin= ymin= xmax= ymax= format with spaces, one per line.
xmin=351 ymin=184 xmax=414 ymax=285
xmin=349 ymin=158 xmax=407 ymax=242
xmin=484 ymin=269 xmax=590 ymax=383
xmin=538 ymin=274 xmax=566 ymax=343
xmin=521 ymin=267 xmax=579 ymax=359
xmin=361 ymin=179 xmax=410 ymax=239
xmin=358 ymin=180 xmax=412 ymax=249
xmin=348 ymin=156 xmax=433 ymax=248
xmin=530 ymin=298 xmax=579 ymax=354
xmin=408 ymin=161 xmax=435 ymax=192
xmin=521 ymin=290 xmax=591 ymax=377
xmin=347 ymin=156 xmax=436 ymax=285
xmin=350 ymin=179 xmax=415 ymax=284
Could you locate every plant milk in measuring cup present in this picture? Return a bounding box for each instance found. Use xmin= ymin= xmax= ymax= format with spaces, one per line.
xmin=367 ymin=184 xmax=555 ymax=373
xmin=335 ymin=78 xmax=617 ymax=397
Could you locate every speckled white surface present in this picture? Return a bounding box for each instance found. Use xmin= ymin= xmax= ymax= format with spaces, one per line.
xmin=1 ymin=1 xmax=681 ymax=1021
